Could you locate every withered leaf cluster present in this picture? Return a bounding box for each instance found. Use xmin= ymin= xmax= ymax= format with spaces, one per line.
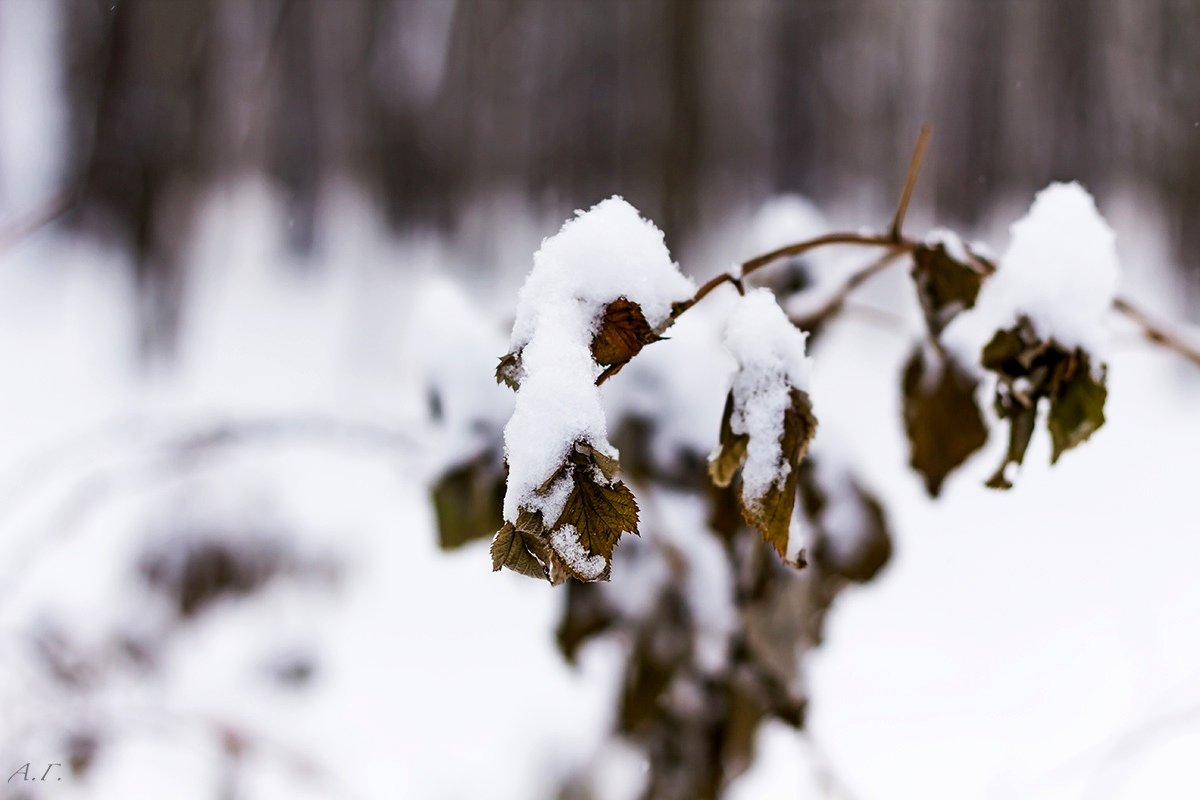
xmin=982 ymin=317 xmax=1107 ymax=488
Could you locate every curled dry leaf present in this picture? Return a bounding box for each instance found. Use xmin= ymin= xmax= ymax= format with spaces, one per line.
xmin=549 ymin=468 xmax=640 ymax=581
xmin=591 ymin=297 xmax=660 ymax=366
xmin=491 ymin=442 xmax=639 ymax=583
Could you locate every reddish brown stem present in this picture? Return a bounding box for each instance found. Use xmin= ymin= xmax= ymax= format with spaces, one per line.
xmin=890 ymin=125 xmax=932 ymax=241
xmin=1113 ymin=297 xmax=1200 ymax=368
xmin=670 ymin=232 xmax=915 ymax=322
xmin=789 ymin=248 xmax=911 ymax=330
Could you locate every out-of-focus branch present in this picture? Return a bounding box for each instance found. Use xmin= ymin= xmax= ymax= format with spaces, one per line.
xmin=788 ymin=249 xmax=910 ymax=331
xmin=0 ymin=414 xmax=421 ymax=608
xmin=666 ymin=127 xmax=932 ymax=325
xmin=1113 ymin=296 xmax=1200 ymax=368
xmin=0 ymin=192 xmax=76 ymax=251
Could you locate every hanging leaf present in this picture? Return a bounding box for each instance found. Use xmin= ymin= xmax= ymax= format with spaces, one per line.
xmin=797 ymin=460 xmax=893 ymax=583
xmin=495 ymin=441 xmax=638 ymax=583
xmin=739 ymin=389 xmax=817 ymax=561
xmin=591 ymin=297 xmax=660 ymax=371
xmin=490 ymin=521 xmax=550 ymax=580
xmin=555 ymin=581 xmax=616 ymax=663
xmin=1048 ymin=354 xmax=1107 ymax=463
xmin=911 ymin=243 xmax=984 ymax=335
xmin=708 ymin=392 xmax=749 ymax=488
xmin=902 ymin=347 xmax=988 ymax=496
xmin=431 ymin=452 xmax=506 ymax=550
xmin=986 ymin=400 xmax=1037 ymax=489
xmin=980 ymin=318 xmax=1108 ymax=488
xmin=549 ymin=466 xmax=640 ymax=581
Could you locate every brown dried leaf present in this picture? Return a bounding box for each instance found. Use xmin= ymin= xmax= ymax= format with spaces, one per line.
xmin=708 ymin=391 xmax=748 ymax=488
xmin=591 ymin=297 xmax=659 ymax=368
xmin=739 ymin=389 xmax=817 ymax=561
xmin=911 ymin=243 xmax=984 ymax=335
xmin=981 ymin=319 xmax=1108 ymax=488
xmin=490 ymin=521 xmax=550 ymax=580
xmin=555 ymin=581 xmax=616 ymax=663
xmin=551 ymin=466 xmax=640 ymax=581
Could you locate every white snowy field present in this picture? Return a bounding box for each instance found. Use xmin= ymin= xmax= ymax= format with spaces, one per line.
xmin=0 ymin=175 xmax=1198 ymax=800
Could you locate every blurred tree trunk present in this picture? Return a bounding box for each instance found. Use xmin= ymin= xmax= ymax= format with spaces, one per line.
xmin=56 ymin=0 xmax=1200 ymax=351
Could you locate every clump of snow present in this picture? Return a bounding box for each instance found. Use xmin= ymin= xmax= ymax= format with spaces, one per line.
xmin=720 ymin=289 xmax=814 ymax=506
xmin=502 ymin=197 xmax=695 ymax=523
xmin=551 ymin=525 xmax=607 ymax=581
xmin=946 ymin=182 xmax=1119 ymax=359
xmin=508 ymin=197 xmax=695 ymax=350
xmin=924 ymin=227 xmax=971 ymax=264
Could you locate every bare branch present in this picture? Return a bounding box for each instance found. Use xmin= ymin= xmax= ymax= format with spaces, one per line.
xmin=1113 ymin=296 xmax=1200 ymax=368
xmin=789 ymin=249 xmax=910 ymax=331
xmin=890 ymin=125 xmax=932 ymax=241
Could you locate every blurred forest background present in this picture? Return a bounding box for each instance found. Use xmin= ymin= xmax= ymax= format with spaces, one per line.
xmin=3 ymin=2 xmax=1200 ymax=800
xmin=5 ymin=0 xmax=1199 ymax=346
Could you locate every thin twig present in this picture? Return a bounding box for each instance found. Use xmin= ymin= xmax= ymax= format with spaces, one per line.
xmin=1112 ymin=297 xmax=1200 ymax=368
xmin=657 ymin=126 xmax=1200 ymax=378
xmin=790 ymin=248 xmax=911 ymax=330
xmin=669 ymin=232 xmax=914 ymax=323
xmin=890 ymin=125 xmax=932 ymax=241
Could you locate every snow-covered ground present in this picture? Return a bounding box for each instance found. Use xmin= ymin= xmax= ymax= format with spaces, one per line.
xmin=0 ymin=175 xmax=1198 ymax=800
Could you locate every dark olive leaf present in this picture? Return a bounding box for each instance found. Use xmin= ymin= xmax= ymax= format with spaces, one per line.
xmin=986 ymin=398 xmax=1037 ymax=490
xmin=495 ymin=351 xmax=522 ymax=391
xmin=708 ymin=392 xmax=748 ymax=488
xmin=911 ymin=243 xmax=984 ymax=335
xmin=739 ymin=389 xmax=817 ymax=562
xmin=981 ymin=318 xmax=1109 ymax=488
xmin=555 ymin=580 xmax=616 ymax=663
xmin=591 ymin=297 xmax=659 ymax=369
xmin=490 ymin=521 xmax=550 ymax=580
xmin=431 ymin=453 xmax=505 ymax=550
xmin=1048 ymin=355 xmax=1107 ymax=463
xmin=902 ymin=347 xmax=988 ymax=496
xmin=981 ymin=326 xmax=1031 ymax=376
